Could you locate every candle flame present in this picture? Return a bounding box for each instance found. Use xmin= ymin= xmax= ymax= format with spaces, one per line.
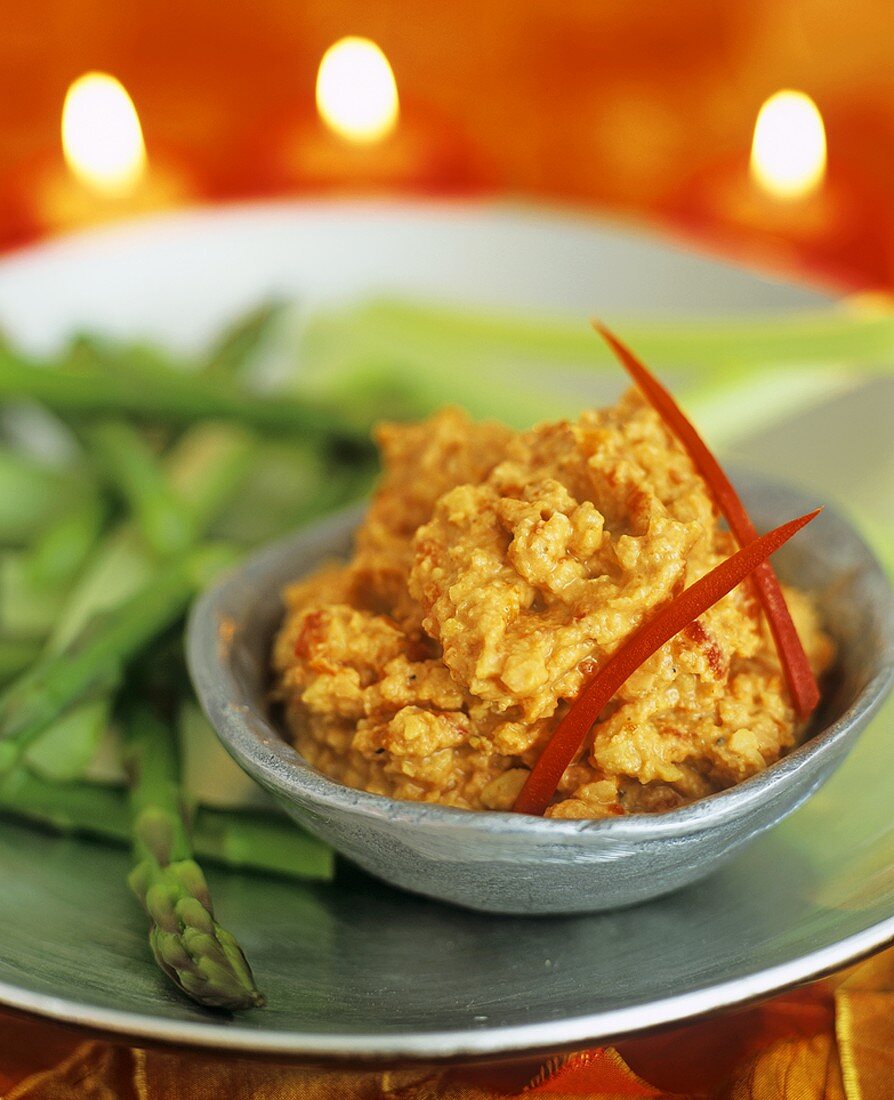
xmin=750 ymin=90 xmax=827 ymax=200
xmin=316 ymin=37 xmax=399 ymax=144
xmin=62 ymin=72 xmax=147 ymax=197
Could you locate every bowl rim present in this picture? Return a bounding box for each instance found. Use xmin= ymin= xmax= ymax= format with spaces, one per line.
xmin=188 ymin=472 xmax=894 ymax=841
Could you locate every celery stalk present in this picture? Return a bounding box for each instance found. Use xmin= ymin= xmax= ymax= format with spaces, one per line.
xmin=682 ymin=365 xmax=863 ymax=449
xmin=329 ymin=297 xmax=894 ymax=373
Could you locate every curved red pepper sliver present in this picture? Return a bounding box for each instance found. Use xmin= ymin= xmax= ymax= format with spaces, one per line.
xmin=593 ymin=322 xmax=821 ymax=720
xmin=512 ymin=509 xmax=821 ymax=817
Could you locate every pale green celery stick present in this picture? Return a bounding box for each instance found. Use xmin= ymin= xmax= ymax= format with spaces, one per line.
xmin=682 ymin=364 xmax=865 ymax=449
xmin=296 ymin=299 xmax=893 ymax=431
xmin=0 ymin=449 xmax=83 ymax=545
xmin=126 ymin=704 xmax=264 ymax=1010
xmin=0 ymin=544 xmax=237 ymax=773
xmin=180 ymin=701 xmax=270 ymax=811
xmin=0 ymin=769 xmax=334 ymax=881
xmin=0 ymin=554 xmax=69 ymax=638
xmin=337 ymin=297 xmax=894 ymax=373
xmin=297 ymin=310 xmax=572 ymax=427
xmin=84 ymin=420 xmax=197 ymax=557
xmin=24 ymin=697 xmax=112 ymax=781
xmin=0 ymin=638 xmax=40 ymax=685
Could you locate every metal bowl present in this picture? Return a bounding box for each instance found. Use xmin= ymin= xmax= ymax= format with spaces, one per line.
xmin=187 ymin=472 xmax=894 ymax=915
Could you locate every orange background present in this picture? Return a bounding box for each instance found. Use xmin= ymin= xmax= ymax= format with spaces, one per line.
xmin=1 ymin=0 xmax=892 ymax=286
xmin=1 ymin=6 xmax=893 ymax=1094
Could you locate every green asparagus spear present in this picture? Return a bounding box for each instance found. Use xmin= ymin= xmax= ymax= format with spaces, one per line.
xmin=0 ymin=343 xmax=374 ymax=448
xmin=0 ymin=638 xmax=41 ymax=686
xmin=126 ymin=704 xmax=264 ymax=1010
xmin=0 ymin=555 xmax=70 ymax=638
xmin=0 ymin=768 xmax=334 ymax=880
xmin=164 ymin=422 xmax=257 ymax=533
xmin=23 ymin=696 xmax=112 ymax=781
xmin=45 ymin=424 xmax=256 ymax=656
xmin=0 ymin=544 xmax=236 ymax=771
xmin=1 ymin=490 xmax=104 ymax=639
xmin=202 ymin=299 xmax=288 ymax=380
xmin=20 ymin=489 xmax=106 ymax=589
xmin=83 ymin=420 xmax=197 ymax=557
xmin=0 ymin=448 xmax=87 ymax=546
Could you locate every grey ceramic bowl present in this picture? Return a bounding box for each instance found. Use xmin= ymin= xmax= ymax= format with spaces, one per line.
xmin=187 ymin=472 xmax=894 ymax=915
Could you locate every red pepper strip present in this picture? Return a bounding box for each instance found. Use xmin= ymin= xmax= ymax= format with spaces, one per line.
xmin=593 ymin=322 xmax=821 ymax=720
xmin=512 ymin=509 xmax=821 ymax=817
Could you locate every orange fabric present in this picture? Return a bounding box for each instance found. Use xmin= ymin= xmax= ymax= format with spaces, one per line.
xmin=2 ymin=946 xmax=893 ymax=1099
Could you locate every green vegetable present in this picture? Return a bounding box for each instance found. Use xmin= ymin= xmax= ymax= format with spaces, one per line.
xmin=23 ymin=697 xmax=112 ymax=781
xmin=203 ymin=299 xmax=288 ymax=380
xmin=0 ymin=638 xmax=41 ymax=686
xmin=19 ymin=490 xmax=106 ymax=589
xmin=0 ymin=544 xmax=236 ymax=772
xmin=180 ymin=701 xmax=270 ymax=810
xmin=0 ymin=554 xmax=70 ymax=638
xmin=165 ymin=422 xmax=257 ymax=532
xmin=45 ymin=526 xmax=155 ymax=656
xmin=126 ymin=704 xmax=264 ymax=1010
xmin=47 ymin=424 xmax=256 ymax=656
xmin=682 ymin=364 xmax=862 ymax=448
xmin=83 ymin=420 xmax=197 ymax=557
xmin=0 ymin=767 xmax=334 ymax=880
xmin=0 ymin=489 xmax=103 ymax=640
xmin=0 ymin=343 xmax=374 ymax=447
xmin=0 ymin=449 xmax=86 ymax=546
xmin=310 ymin=297 xmax=894 ymax=374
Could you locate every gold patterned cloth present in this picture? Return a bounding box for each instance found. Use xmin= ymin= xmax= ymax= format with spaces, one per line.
xmin=2 ymin=945 xmax=892 ymax=1099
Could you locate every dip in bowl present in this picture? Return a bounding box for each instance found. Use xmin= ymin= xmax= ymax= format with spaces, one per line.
xmin=188 ymin=448 xmax=894 ymax=914
xmin=270 ymin=397 xmax=834 ymax=821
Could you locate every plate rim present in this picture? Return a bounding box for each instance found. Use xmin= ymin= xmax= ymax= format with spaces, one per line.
xmin=0 ymin=193 xmax=836 ymax=298
xmin=0 ymin=913 xmax=892 ymax=1059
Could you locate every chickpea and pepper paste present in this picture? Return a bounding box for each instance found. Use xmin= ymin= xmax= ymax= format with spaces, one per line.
xmin=272 ymin=393 xmax=834 ymax=818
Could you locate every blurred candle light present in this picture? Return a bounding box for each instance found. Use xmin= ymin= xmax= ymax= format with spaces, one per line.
xmin=661 ymin=85 xmax=873 ymax=287
xmin=750 ymin=90 xmax=827 ymax=201
xmin=316 ymin=37 xmax=399 ymax=145
xmin=272 ymin=36 xmax=479 ymax=195
xmin=24 ymin=70 xmax=192 ymax=234
xmin=62 ymin=72 xmax=147 ymax=197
